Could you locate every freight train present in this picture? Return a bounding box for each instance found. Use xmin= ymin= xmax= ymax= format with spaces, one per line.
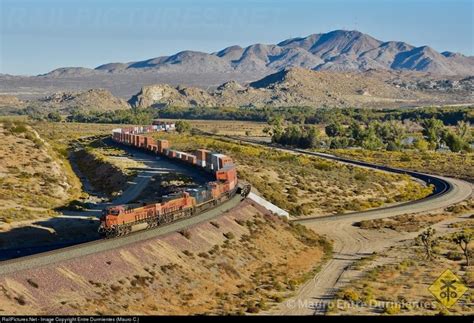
xmin=98 ymin=121 xmax=251 ymax=238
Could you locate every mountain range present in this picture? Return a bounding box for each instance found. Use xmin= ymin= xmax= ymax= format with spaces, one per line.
xmin=56 ymin=29 xmax=474 ymax=77
xmin=1 ymin=30 xmax=473 ymax=99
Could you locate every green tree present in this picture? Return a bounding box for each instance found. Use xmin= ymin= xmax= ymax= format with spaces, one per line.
xmin=443 ymin=130 xmax=468 ymax=153
xmin=421 ymin=118 xmax=444 ymax=149
xmin=300 ymin=126 xmax=320 ymax=149
xmin=175 ymin=120 xmax=191 ymax=133
xmin=325 ymin=122 xmax=344 ymax=137
xmin=361 ymin=126 xmax=384 ymax=150
xmin=47 ymin=111 xmax=62 ymax=122
xmin=456 ymin=121 xmax=472 ymax=143
xmin=348 ymin=122 xmax=365 ymax=146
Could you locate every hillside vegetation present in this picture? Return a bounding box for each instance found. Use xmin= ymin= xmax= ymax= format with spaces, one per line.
xmin=331 ymin=149 xmax=474 ymax=182
xmin=0 ymin=120 xmax=73 ymax=223
xmin=0 ymin=201 xmax=332 ymax=315
xmin=150 ymin=132 xmax=432 ymax=216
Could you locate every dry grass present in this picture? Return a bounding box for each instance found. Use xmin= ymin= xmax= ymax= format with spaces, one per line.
xmin=0 ymin=121 xmax=133 ymax=222
xmin=0 ymin=121 xmax=69 ymax=222
xmin=0 ymin=203 xmax=332 ymax=315
xmin=328 ymin=149 xmax=474 ymax=182
xmin=73 ymin=136 xmax=145 ymax=197
xmin=355 ymin=199 xmax=474 ymax=232
xmin=150 ymin=132 xmax=433 ymax=217
xmin=161 ymin=118 xmax=269 ymax=137
xmin=329 ymin=222 xmax=473 ymax=315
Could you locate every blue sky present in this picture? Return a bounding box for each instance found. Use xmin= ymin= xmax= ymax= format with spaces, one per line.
xmin=1 ymin=0 xmax=473 ymax=75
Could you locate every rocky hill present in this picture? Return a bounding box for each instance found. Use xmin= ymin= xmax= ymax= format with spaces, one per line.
xmin=130 ymin=67 xmax=468 ymax=109
xmin=1 ymin=30 xmax=473 ymax=100
xmin=28 ymin=89 xmax=130 ymax=114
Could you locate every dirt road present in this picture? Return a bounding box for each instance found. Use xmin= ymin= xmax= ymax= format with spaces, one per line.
xmin=0 ymin=144 xmax=213 ymax=259
xmin=270 ymin=176 xmax=472 ymax=315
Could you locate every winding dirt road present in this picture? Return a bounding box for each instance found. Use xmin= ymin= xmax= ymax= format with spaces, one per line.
xmin=271 ymin=176 xmax=472 ymax=315
xmin=197 ymin=134 xmax=473 ymax=315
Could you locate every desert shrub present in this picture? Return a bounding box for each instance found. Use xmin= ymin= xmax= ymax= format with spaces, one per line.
xmin=178 ymin=229 xmax=191 ymax=239
xmin=446 ymin=204 xmax=469 ymax=214
xmin=223 ymin=232 xmax=235 ymax=240
xmin=198 ymin=252 xmax=210 ymax=259
xmin=209 ymin=221 xmax=220 ymax=229
xmin=26 ymin=279 xmax=39 ymax=289
xmin=245 ymin=301 xmax=260 ymax=313
xmin=400 ymin=155 xmax=411 ymax=162
xmin=14 ymin=295 xmax=26 ymax=306
xmin=337 ymin=288 xmax=360 ymax=302
xmin=384 ymin=303 xmax=401 ymax=315
xmin=10 ymin=124 xmax=28 ymax=134
xmin=354 ymin=172 xmax=368 ymax=181
xmin=446 ymin=251 xmax=463 ymax=261
xmin=182 ymin=250 xmax=193 ymax=257
xmin=235 ymin=218 xmax=245 ymax=226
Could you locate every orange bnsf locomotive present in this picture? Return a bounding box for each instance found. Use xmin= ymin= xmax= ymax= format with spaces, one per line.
xmin=98 ymin=122 xmax=251 ymax=238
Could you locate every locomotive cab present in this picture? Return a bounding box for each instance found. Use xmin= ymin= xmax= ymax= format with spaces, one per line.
xmin=98 ymin=206 xmax=126 ymax=235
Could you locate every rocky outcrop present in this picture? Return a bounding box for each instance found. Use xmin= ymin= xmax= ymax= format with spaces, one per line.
xmin=129 ymin=84 xmax=217 ymax=108
xmin=130 ymin=67 xmax=433 ymax=109
xmin=35 ymin=89 xmax=130 ymax=113
xmin=0 ymin=95 xmax=25 ymax=108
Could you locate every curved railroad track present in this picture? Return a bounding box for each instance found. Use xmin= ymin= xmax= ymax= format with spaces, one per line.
xmin=1 ymin=132 xmax=471 ymax=315
xmin=225 ymin=136 xmax=462 ymax=218
xmin=227 ymin=137 xmax=472 ymax=315
xmin=0 ymin=140 xmax=243 ymax=274
xmin=0 ymin=192 xmax=243 ymax=276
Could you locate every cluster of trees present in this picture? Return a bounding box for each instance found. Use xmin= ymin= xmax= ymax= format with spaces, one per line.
xmin=21 ymin=103 xmax=472 ymax=128
xmin=324 ymin=120 xmax=407 ymax=150
xmin=324 ymin=118 xmax=471 ymax=152
xmin=269 ymin=117 xmax=472 ymax=153
xmin=148 ymin=105 xmax=473 ymax=126
xmin=420 ymin=118 xmax=471 ymax=152
xmin=64 ymin=109 xmax=155 ymax=125
xmin=266 ymin=117 xmax=320 ymax=149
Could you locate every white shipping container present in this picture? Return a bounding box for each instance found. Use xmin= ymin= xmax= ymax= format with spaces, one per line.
xmin=196 ymin=159 xmax=206 ymax=168
xmin=211 ymin=153 xmax=225 ymax=170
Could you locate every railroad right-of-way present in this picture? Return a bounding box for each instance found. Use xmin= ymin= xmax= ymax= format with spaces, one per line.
xmin=225 ymin=136 xmax=472 ymax=315
xmin=0 ymin=191 xmax=244 ymax=276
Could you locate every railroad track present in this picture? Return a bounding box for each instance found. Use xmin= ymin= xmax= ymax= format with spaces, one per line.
xmin=222 ymin=136 xmax=455 ymax=220
xmin=0 ymin=192 xmax=243 ymax=275
xmin=226 ymin=136 xmax=471 ymax=315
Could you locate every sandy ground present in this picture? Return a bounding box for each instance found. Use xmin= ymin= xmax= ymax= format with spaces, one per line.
xmin=0 ymin=144 xmax=213 ymax=259
xmin=269 ymin=177 xmax=472 ymax=315
xmin=0 ymin=200 xmax=327 ymax=315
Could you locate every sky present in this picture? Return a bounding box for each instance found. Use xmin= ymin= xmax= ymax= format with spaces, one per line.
xmin=1 ymin=0 xmax=473 ymax=75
